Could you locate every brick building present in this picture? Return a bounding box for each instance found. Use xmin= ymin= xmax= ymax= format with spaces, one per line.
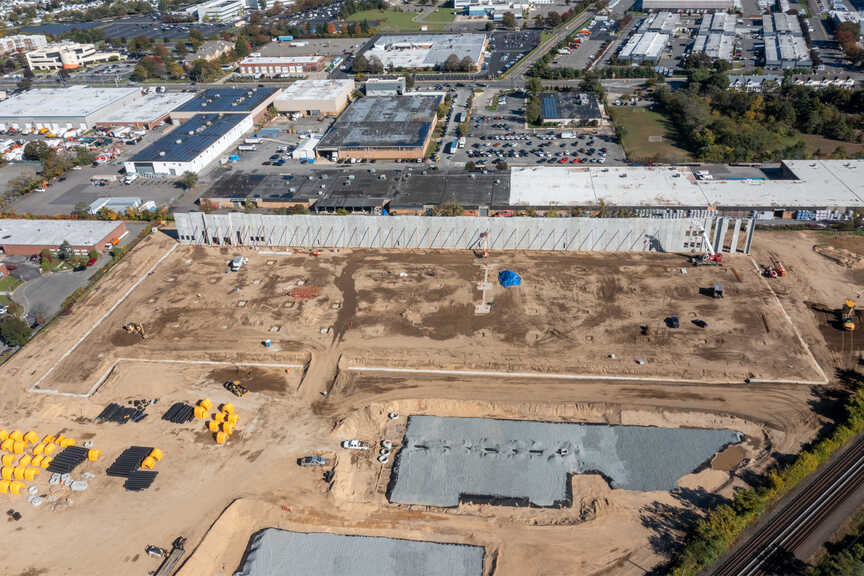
xmin=0 ymin=220 xmax=127 ymax=257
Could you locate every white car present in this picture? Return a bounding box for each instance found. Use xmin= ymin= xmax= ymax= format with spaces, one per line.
xmin=341 ymin=440 xmax=369 ymax=450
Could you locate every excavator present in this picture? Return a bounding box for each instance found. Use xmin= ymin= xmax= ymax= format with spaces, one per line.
xmin=841 ymin=299 xmax=857 ymax=332
xmin=123 ymin=322 xmax=146 ymax=339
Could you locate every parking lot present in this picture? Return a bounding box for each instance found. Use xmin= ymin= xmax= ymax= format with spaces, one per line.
xmin=443 ymin=89 xmax=625 ymax=167
xmin=485 ymin=31 xmax=540 ymax=76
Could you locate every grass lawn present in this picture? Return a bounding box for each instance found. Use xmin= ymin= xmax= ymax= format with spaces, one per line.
xmin=801 ymin=133 xmax=864 ymax=158
xmin=0 ymin=276 xmax=22 ymax=292
xmin=609 ymin=106 xmax=693 ymax=163
xmin=0 ymin=295 xmax=13 ymax=308
xmin=347 ymin=9 xmax=447 ymax=31
xmin=421 ymin=7 xmax=456 ymax=23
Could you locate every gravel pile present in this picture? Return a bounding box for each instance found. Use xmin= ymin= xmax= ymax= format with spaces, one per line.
xmin=238 ymin=529 xmax=484 ymax=576
xmin=388 ymin=416 xmax=741 ymax=507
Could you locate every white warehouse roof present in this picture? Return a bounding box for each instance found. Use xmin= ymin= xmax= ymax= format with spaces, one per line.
xmin=0 ymin=219 xmax=123 ymax=246
xmin=275 ymin=79 xmax=355 ymax=102
xmin=0 ymin=86 xmax=138 ymax=119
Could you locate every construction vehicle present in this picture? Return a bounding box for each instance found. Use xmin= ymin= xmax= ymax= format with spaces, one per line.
xmin=224 ymin=380 xmax=248 ymax=397
xmin=762 ymin=264 xmax=778 ymax=279
xmin=689 ymin=225 xmax=723 ymax=266
xmin=712 ymin=283 xmax=724 ymax=299
xmin=842 ymin=299 xmax=857 ymax=331
xmin=123 ymin=322 xmax=146 ymax=339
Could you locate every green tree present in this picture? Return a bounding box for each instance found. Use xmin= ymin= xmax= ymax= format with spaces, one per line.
xmin=464 ymin=161 xmax=477 ymax=171
xmin=234 ymin=37 xmax=251 ymax=58
xmin=74 ymin=146 xmax=95 ymax=166
xmin=74 ymin=201 xmax=91 ymax=218
xmin=0 ymin=315 xmax=31 ymax=347
xmin=179 ymin=171 xmax=198 ymax=189
xmin=525 ymin=96 xmax=542 ymax=125
xmin=58 ymin=240 xmax=73 ymax=260
xmin=443 ymin=53 xmax=460 ymax=72
xmin=459 ymin=56 xmax=474 ymax=72
xmin=290 ymin=204 xmax=309 ymax=214
xmin=546 ymin=11 xmax=561 ymax=27
xmin=502 ymin=11 xmax=516 ymax=29
xmin=23 ymin=141 xmax=50 ymax=161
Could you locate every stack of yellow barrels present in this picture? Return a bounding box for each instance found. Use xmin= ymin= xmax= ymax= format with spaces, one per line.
xmin=0 ymin=428 xmax=61 ymax=496
xmin=197 ymin=399 xmax=240 ymax=444
xmin=140 ymin=448 xmax=163 ymax=470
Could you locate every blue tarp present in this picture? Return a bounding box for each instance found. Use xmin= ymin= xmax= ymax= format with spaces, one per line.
xmin=498 ymin=270 xmax=521 ymax=287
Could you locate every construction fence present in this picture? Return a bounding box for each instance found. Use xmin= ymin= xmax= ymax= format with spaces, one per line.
xmin=174 ymin=213 xmax=754 ymax=254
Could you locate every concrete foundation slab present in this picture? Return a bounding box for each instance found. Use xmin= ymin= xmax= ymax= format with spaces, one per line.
xmin=388 ymin=416 xmax=741 ymax=507
xmin=237 ymin=528 xmax=484 ymax=576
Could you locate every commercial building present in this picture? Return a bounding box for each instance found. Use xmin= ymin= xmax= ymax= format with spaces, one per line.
xmin=124 ymin=113 xmax=254 ymax=176
xmin=363 ymin=34 xmax=487 ymax=71
xmin=692 ymin=12 xmax=736 ymax=62
xmin=618 ymin=31 xmax=668 ymax=63
xmin=92 ymin=91 xmax=196 ymax=129
xmin=763 ymin=13 xmax=811 ymax=68
xmin=539 ymin=92 xmax=605 ymax=126
xmin=366 ymin=77 xmax=406 ymax=96
xmin=316 ymin=95 xmax=441 ymax=160
xmin=273 ymin=79 xmax=354 ymax=116
xmin=169 ymin=87 xmax=280 ymax=121
xmin=0 ymin=219 xmax=127 ymax=257
xmin=462 ymin=0 xmax=530 ymax=20
xmin=641 ymin=0 xmax=734 ymax=10
xmin=237 ymin=56 xmax=327 ymax=77
xmin=0 ymin=86 xmax=140 ymax=131
xmin=0 ymin=34 xmax=46 ymax=56
xmin=638 ymin=11 xmax=680 ymax=34
xmin=25 ymin=41 xmax=125 ymax=71
xmin=183 ymin=0 xmax=245 ymax=22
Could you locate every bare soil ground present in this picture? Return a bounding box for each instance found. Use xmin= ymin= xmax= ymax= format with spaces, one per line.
xmin=0 ymin=229 xmax=858 ymax=576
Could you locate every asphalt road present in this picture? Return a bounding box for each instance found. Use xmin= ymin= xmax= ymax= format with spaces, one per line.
xmin=505 ymin=10 xmax=595 ymax=79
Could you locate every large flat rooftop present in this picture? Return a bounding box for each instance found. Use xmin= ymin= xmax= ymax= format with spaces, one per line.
xmin=130 ymin=113 xmax=247 ymax=163
xmin=275 ymin=79 xmax=354 ymax=102
xmin=0 ymin=86 xmax=138 ymax=119
xmin=94 ymin=92 xmax=196 ymax=125
xmin=388 ymin=416 xmax=740 ymax=507
xmin=317 ymin=95 xmax=440 ymax=151
xmin=172 ymin=87 xmax=278 ymax=114
xmin=0 ymin=219 xmax=122 ymax=246
xmin=365 ymin=33 xmax=486 ymax=69
xmin=239 ymin=529 xmax=483 ymax=576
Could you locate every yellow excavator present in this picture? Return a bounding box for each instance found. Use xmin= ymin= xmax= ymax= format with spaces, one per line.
xmin=123 ymin=322 xmax=146 ymax=339
xmin=841 ymin=299 xmax=857 ymax=332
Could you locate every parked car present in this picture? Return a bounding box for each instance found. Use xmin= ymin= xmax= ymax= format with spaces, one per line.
xmin=298 ymin=456 xmax=327 ymax=467
xmin=341 ymin=440 xmax=369 ymax=450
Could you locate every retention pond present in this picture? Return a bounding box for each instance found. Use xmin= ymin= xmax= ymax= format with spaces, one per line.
xmin=388 ymin=416 xmax=742 ymax=507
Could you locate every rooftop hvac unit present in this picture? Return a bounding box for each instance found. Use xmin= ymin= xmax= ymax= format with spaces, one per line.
xmin=159 ymin=151 xmax=166 ymax=156
xmin=176 ymin=139 xmax=183 ymax=144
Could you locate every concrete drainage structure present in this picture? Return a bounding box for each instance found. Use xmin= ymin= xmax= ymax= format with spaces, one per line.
xmin=175 ymin=213 xmax=754 ymax=254
xmin=237 ymin=529 xmax=484 ymax=576
xmin=387 ymin=416 xmax=741 ymax=508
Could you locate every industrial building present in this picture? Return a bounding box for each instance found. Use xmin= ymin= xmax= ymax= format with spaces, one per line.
xmin=0 ymin=86 xmax=140 ymax=131
xmin=92 ymin=91 xmax=196 ymax=129
xmin=363 ymin=34 xmax=487 ymax=71
xmin=124 ymin=113 xmax=253 ymax=176
xmin=462 ymin=0 xmax=530 ymax=20
xmin=638 ymin=11 xmax=680 ymax=34
xmin=0 ymin=34 xmax=46 ymax=56
xmin=169 ymin=87 xmax=279 ymax=121
xmin=641 ymin=0 xmax=734 ymax=10
xmin=237 ymin=56 xmax=327 ymax=77
xmin=366 ymin=77 xmax=406 ymax=96
xmin=273 ymin=79 xmax=354 ymax=116
xmin=316 ymin=95 xmax=441 ymax=160
xmin=25 ymin=41 xmax=125 ymax=71
xmin=618 ymin=31 xmax=669 ymax=63
xmin=183 ymin=0 xmax=249 ymax=22
xmin=0 ymin=219 xmax=127 ymax=257
xmin=539 ymin=92 xmax=605 ymax=126
xmin=692 ymin=12 xmax=736 ymax=61
xmin=87 ymin=197 xmax=157 ymax=215
xmin=763 ymin=13 xmax=811 ymax=68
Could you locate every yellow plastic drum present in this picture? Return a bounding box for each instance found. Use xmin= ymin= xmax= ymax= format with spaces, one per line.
xmin=215 ymin=431 xmax=228 ymax=444
xmin=221 ymin=402 xmax=235 ymax=414
xmin=221 ymin=422 xmax=234 ymax=435
xmin=1 ymin=454 xmax=15 ymax=467
xmin=207 ymin=420 xmax=220 ymax=433
xmin=31 ymin=455 xmax=44 ymax=467
xmin=59 ymin=438 xmax=75 ymax=448
xmin=12 ymin=442 xmax=24 ymax=455
xmin=199 ymin=398 xmax=213 ymax=411
xmin=193 ymin=406 xmax=208 ymax=419
xmin=213 ymin=412 xmax=225 ymax=424
xmin=141 ymin=457 xmax=156 ymax=470
xmin=0 ymin=480 xmax=8 ymax=494
xmin=227 ymin=413 xmax=239 ymax=425
xmin=23 ymin=431 xmax=39 ymax=444
xmin=32 ymin=443 xmax=45 ymax=456
xmin=0 ymin=430 xmax=8 ymax=442
xmin=43 ymin=443 xmax=56 ymax=455
xmin=0 ymin=467 xmax=12 ymax=481
xmin=0 ymin=439 xmax=13 ymax=452
xmin=13 ymin=466 xmax=25 ymax=480
xmin=18 ymin=455 xmax=31 ymax=467
xmin=24 ymin=468 xmax=39 ymax=481
xmin=149 ymin=448 xmax=163 ymax=461
xmin=9 ymin=481 xmax=24 ymax=495
xmin=88 ymin=449 xmax=102 ymax=462
xmin=9 ymin=430 xmax=22 ymax=442
xmin=40 ymin=456 xmax=52 ymax=469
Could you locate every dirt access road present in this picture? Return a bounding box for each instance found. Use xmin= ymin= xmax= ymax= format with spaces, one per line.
xmin=0 ymin=228 xmax=857 ymax=576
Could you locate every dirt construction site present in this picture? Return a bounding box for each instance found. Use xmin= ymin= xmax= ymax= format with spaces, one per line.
xmin=0 ymin=226 xmax=861 ymax=576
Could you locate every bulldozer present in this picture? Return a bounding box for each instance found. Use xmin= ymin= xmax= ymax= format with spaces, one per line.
xmin=842 ymin=299 xmax=857 ymax=332
xmin=123 ymin=322 xmax=146 ymax=339
xmin=224 ymin=380 xmax=248 ymax=397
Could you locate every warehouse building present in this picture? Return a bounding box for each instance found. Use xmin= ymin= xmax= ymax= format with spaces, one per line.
xmin=642 ymin=0 xmax=734 ymax=10
xmin=618 ymin=31 xmax=668 ymax=63
xmin=170 ymin=87 xmax=279 ymax=121
xmin=691 ymin=13 xmax=736 ymax=61
xmin=0 ymin=86 xmax=139 ymax=131
xmin=540 ymin=92 xmax=605 ymax=126
xmin=183 ymin=0 xmax=248 ymax=22
xmin=638 ymin=11 xmax=680 ymax=33
xmin=0 ymin=219 xmax=127 ymax=257
xmin=763 ymin=13 xmax=811 ymax=68
xmin=92 ymin=91 xmax=196 ymax=129
xmin=237 ymin=56 xmax=327 ymax=77
xmin=366 ymin=77 xmax=406 ymax=96
xmin=316 ymin=95 xmax=441 ymax=160
xmin=25 ymin=41 xmax=125 ymax=71
xmin=124 ymin=113 xmax=253 ymax=176
xmin=273 ymin=79 xmax=354 ymax=116
xmin=363 ymin=34 xmax=487 ymax=71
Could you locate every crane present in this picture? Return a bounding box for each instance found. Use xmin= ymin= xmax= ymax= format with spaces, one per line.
xmin=689 ymin=223 xmax=723 ymax=266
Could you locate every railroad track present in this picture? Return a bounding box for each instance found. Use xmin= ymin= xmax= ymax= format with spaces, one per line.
xmin=711 ymin=434 xmax=864 ymax=576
